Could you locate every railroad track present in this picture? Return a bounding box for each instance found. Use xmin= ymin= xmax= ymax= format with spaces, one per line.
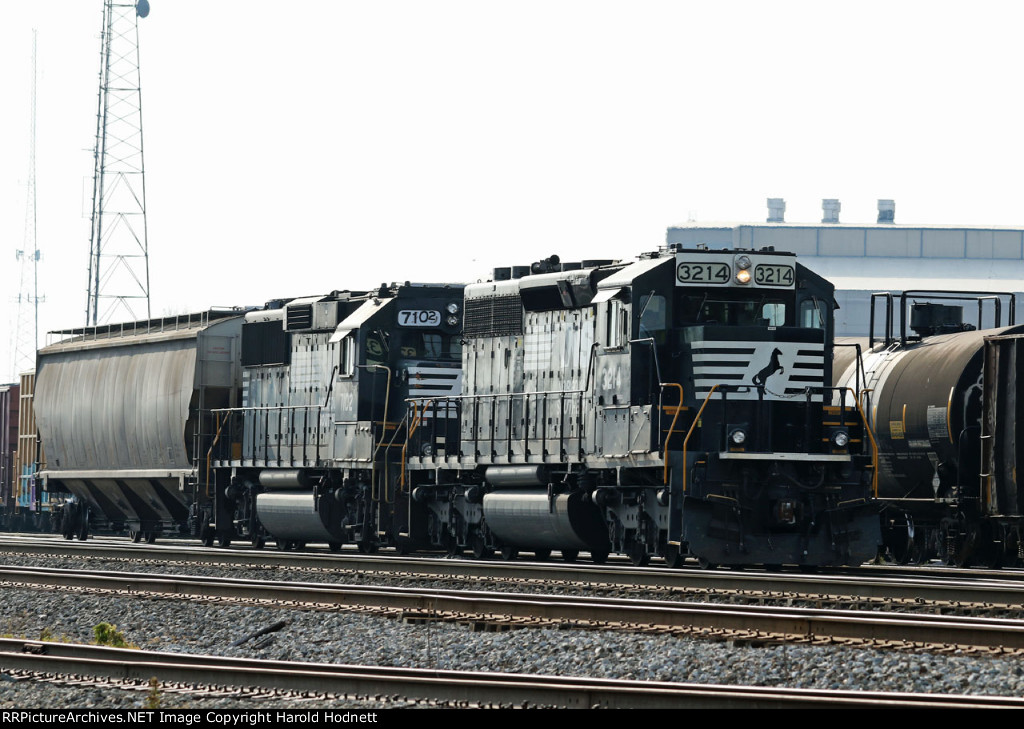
xmin=4 ymin=535 xmax=1024 ymax=615
xmin=2 ymin=639 xmax=1022 ymax=709
xmin=3 ymin=564 xmax=1024 ymax=654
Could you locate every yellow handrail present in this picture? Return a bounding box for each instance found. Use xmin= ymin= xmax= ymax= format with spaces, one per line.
xmin=400 ymin=401 xmax=425 ymax=490
xmin=839 ymin=386 xmax=880 ymax=497
xmin=660 ymin=382 xmax=685 ymax=485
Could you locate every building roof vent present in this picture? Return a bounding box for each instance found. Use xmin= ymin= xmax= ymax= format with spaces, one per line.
xmin=766 ymin=198 xmax=786 ymax=223
xmin=877 ymin=199 xmax=895 ymax=224
xmin=821 ymin=199 xmax=841 ymax=224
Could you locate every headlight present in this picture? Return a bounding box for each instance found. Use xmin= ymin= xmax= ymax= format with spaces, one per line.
xmin=421 ymin=443 xmax=434 ymax=456
xmin=446 ymin=315 xmax=460 ymax=326
xmin=735 ymin=269 xmax=752 ymax=284
xmin=736 ymin=255 xmax=752 ymax=270
xmin=832 ymin=430 xmax=850 ymax=448
xmin=446 ymin=302 xmax=459 ymax=314
xmin=729 ymin=428 xmax=747 ymax=445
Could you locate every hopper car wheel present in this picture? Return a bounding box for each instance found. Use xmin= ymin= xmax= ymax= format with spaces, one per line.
xmin=356 ymin=541 xmax=377 ymax=554
xmin=201 ymin=528 xmax=214 ymax=548
xmin=251 ymin=534 xmax=266 ymax=550
xmin=664 ymin=544 xmax=685 ymax=569
xmin=798 ymin=565 xmax=820 ymax=574
xmin=328 ymin=542 xmax=342 ymax=553
xmin=471 ymin=534 xmax=492 ymax=560
xmin=533 ymin=548 xmax=551 ymax=561
xmin=217 ymin=535 xmax=232 ymax=548
xmin=500 ymin=546 xmax=518 ymax=561
xmin=294 ymin=541 xmax=306 ymax=551
xmin=697 ymin=557 xmax=717 ymax=570
xmin=763 ymin=563 xmax=782 ymax=572
xmin=146 ymin=532 xmax=157 ymax=544
xmin=129 ymin=530 xmax=142 ymax=543
xmin=590 ymin=551 xmax=609 ymax=565
xmin=275 ymin=540 xmax=290 ymax=552
xmin=561 ymin=549 xmax=579 ymax=563
xmin=76 ymin=521 xmax=89 ymax=542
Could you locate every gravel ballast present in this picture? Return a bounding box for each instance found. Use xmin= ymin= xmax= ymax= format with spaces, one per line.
xmin=1 ymin=553 xmax=1023 ymax=708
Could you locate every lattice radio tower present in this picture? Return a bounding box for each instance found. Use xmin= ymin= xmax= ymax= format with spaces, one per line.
xmin=85 ymin=0 xmax=152 ymax=326
xmin=13 ymin=30 xmax=42 ymax=378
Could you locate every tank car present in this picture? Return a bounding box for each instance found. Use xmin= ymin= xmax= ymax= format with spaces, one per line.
xmin=403 ymin=246 xmax=881 ymax=568
xmin=833 ymin=291 xmax=1024 ymax=567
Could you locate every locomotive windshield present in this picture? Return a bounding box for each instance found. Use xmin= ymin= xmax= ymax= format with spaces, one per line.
xmin=676 ymin=292 xmax=789 ymax=327
xmin=399 ymin=331 xmax=461 ymax=361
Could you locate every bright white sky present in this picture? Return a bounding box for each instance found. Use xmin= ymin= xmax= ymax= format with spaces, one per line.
xmin=1 ymin=0 xmax=1023 ymax=379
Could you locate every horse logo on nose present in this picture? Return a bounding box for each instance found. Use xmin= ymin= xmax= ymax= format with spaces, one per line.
xmin=752 ymin=347 xmax=784 ymax=387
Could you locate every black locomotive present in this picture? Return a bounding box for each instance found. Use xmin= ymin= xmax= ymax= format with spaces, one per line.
xmin=11 ymin=247 xmax=883 ymax=568
xmin=402 ymin=246 xmax=879 ymax=567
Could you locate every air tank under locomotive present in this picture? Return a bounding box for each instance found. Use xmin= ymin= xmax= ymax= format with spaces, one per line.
xmin=833 ymin=294 xmax=1024 ymax=566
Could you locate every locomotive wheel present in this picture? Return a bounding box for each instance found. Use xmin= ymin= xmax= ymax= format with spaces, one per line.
xmin=146 ymin=532 xmax=157 ymax=544
xmin=201 ymin=526 xmax=215 ymax=548
xmin=561 ymin=549 xmax=579 ymax=563
xmin=763 ymin=563 xmax=782 ymax=572
xmin=663 ymin=544 xmax=685 ymax=569
xmin=627 ymin=540 xmax=650 ymax=567
xmin=471 ymin=534 xmax=492 ymax=560
xmin=76 ymin=519 xmax=89 ymax=542
xmin=533 ymin=548 xmax=551 ymax=561
xmin=590 ymin=550 xmax=609 ymax=565
xmin=500 ymin=545 xmax=518 ymax=561
xmin=129 ymin=530 xmax=142 ymax=543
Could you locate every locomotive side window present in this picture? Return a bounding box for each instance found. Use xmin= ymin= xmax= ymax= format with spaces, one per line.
xmin=337 ymin=334 xmax=356 ymax=377
xmin=800 ymin=298 xmax=826 ymax=329
xmin=638 ymin=294 xmax=667 ymax=339
xmin=605 ymin=300 xmax=629 ymax=348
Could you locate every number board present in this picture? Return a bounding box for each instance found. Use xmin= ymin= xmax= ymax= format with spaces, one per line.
xmin=753 ymin=264 xmax=794 ymax=287
xmin=676 ymin=261 xmax=730 ymax=285
xmin=674 ymin=252 xmax=797 ymax=289
xmin=398 ymin=310 xmax=441 ymax=327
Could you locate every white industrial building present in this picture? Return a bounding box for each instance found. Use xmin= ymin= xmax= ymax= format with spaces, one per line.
xmin=667 ymin=199 xmax=1024 ymax=335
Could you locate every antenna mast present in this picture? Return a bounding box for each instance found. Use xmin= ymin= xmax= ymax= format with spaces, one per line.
xmin=13 ymin=30 xmax=42 ymax=378
xmin=85 ymin=0 xmax=152 ymax=326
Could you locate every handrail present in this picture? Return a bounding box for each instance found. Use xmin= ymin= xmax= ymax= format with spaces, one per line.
xmin=838 ymin=386 xmax=880 ymax=497
xmin=681 ymin=384 xmax=722 ymax=493
xmin=203 ymin=411 xmax=228 ymax=499
xmin=659 ymin=382 xmax=685 ymax=485
xmin=400 ymin=402 xmax=425 ymax=489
